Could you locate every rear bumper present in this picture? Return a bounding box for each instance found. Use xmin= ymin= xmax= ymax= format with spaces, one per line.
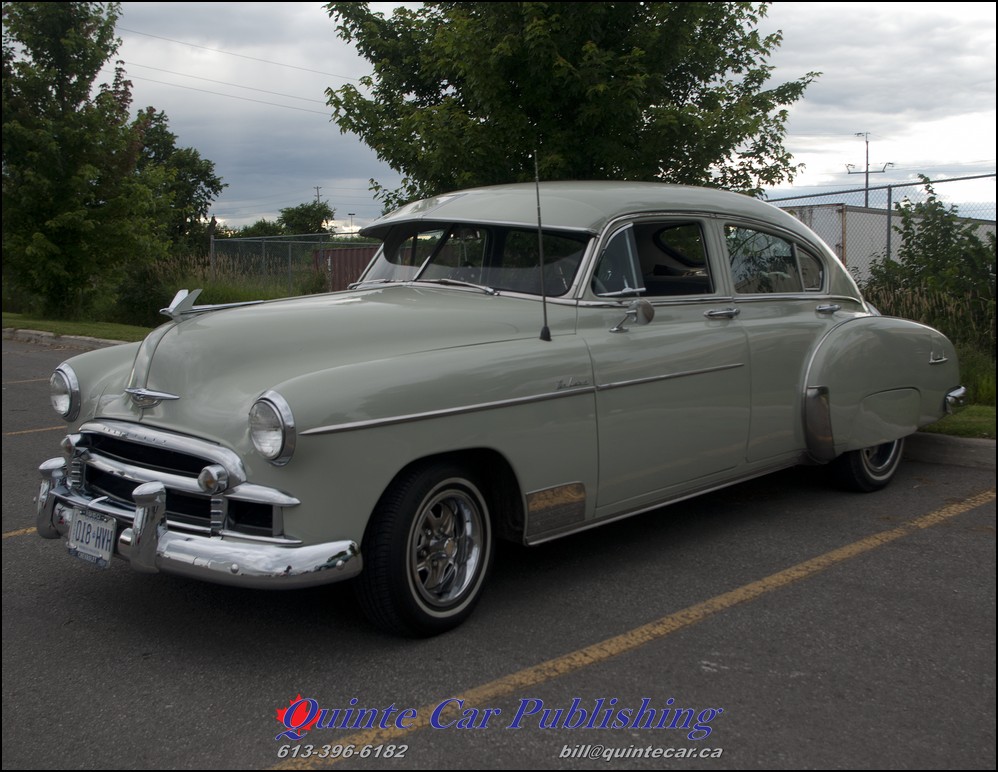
xmin=946 ymin=386 xmax=968 ymax=414
xmin=36 ymin=458 xmax=361 ymax=589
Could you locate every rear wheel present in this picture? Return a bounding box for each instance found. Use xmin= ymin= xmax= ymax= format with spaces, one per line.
xmin=357 ymin=461 xmax=493 ymax=636
xmin=831 ymin=437 xmax=905 ymax=492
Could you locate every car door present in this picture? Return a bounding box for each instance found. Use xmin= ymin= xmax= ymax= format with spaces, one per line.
xmin=582 ymin=219 xmax=752 ymax=515
xmin=722 ymin=222 xmax=864 ymax=462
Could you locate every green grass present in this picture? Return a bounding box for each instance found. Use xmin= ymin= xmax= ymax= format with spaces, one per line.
xmin=2 ymin=313 xmax=152 ymax=343
xmin=919 ymin=405 xmax=996 ymax=440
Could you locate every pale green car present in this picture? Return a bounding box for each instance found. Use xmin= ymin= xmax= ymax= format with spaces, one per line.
xmin=37 ymin=182 xmax=965 ymax=636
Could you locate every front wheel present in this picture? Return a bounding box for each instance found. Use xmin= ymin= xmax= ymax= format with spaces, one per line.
xmin=831 ymin=437 xmax=906 ymax=492
xmin=356 ymin=462 xmax=493 ymax=637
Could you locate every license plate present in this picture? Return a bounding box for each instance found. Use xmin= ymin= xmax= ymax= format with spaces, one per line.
xmin=67 ymin=508 xmax=116 ymax=568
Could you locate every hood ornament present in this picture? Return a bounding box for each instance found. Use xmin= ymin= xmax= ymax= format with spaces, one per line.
xmin=125 ymin=388 xmax=181 ymax=410
xmin=161 ymin=288 xmax=204 ymax=322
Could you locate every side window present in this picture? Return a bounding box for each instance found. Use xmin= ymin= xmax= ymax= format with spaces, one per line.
xmin=636 ymin=222 xmax=714 ymax=296
xmin=592 ymin=226 xmax=645 ymax=297
xmin=725 ymin=225 xmax=809 ymax=294
xmin=798 ymin=248 xmax=824 ymax=291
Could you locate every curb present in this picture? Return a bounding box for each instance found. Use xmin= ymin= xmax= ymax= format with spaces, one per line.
xmin=904 ymin=432 xmax=996 ymax=471
xmin=3 ymin=327 xmax=128 ymax=351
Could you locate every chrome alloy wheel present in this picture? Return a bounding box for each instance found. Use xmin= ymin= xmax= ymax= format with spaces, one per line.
xmin=406 ymin=479 xmax=488 ymax=612
xmin=832 ymin=436 xmax=906 ymax=492
xmin=859 ymin=439 xmax=904 ymax=481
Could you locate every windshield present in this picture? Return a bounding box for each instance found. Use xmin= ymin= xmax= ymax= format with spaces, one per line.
xmin=358 ymin=224 xmax=589 ymax=297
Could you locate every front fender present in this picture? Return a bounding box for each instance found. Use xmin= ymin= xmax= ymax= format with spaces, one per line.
xmin=803 ymin=316 xmax=960 ymax=461
xmin=58 ymin=342 xmax=143 ymax=427
xmin=262 ymin=337 xmax=599 ymax=545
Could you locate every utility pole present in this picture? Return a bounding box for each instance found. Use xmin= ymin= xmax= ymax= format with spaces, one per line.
xmin=314 ymin=186 xmax=322 ymax=204
xmin=845 ymin=132 xmax=893 ymax=207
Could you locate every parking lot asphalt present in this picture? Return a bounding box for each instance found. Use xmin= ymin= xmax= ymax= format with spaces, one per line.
xmin=2 ymin=334 xmax=995 ymax=770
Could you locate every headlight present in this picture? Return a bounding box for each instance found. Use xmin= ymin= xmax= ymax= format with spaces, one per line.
xmin=50 ymin=364 xmax=81 ymax=421
xmin=249 ymin=391 xmax=296 ymax=465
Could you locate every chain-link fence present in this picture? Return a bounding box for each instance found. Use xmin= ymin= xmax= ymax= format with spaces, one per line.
xmin=209 ymin=234 xmax=379 ymax=295
xmin=771 ymin=173 xmax=996 ymax=282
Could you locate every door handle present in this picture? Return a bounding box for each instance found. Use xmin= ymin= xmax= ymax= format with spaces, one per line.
xmin=703 ymin=307 xmax=740 ymax=319
xmin=816 ymin=304 xmax=841 ymax=314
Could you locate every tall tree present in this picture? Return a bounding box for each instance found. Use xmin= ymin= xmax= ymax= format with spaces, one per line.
xmin=325 ymin=2 xmax=817 ymax=209
xmin=231 ymin=218 xmax=284 ymax=238
xmin=277 ymin=201 xmax=336 ymax=234
xmin=134 ymin=108 xmax=226 ymax=255
xmin=2 ymin=2 xmax=168 ymax=317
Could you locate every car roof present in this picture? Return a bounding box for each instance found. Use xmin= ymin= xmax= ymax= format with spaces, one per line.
xmin=361 ymin=181 xmax=814 ymax=240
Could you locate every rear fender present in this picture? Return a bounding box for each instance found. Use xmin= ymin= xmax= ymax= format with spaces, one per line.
xmin=803 ymin=316 xmax=959 ymax=462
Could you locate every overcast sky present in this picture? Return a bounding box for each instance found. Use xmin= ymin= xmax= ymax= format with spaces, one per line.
xmin=109 ymin=1 xmax=997 ymax=230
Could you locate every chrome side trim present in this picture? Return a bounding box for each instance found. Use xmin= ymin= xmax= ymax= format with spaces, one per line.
xmin=597 ymin=362 xmax=744 ymax=392
xmin=735 ymin=293 xmax=862 ymax=306
xmin=303 ymin=363 xmax=745 ymax=437
xmin=160 ymin=290 xmax=264 ymax=320
xmin=523 ymin=458 xmax=802 ymax=546
xmin=576 ymin=295 xmax=735 ymax=308
xmin=301 ymin=387 xmax=595 ymax=436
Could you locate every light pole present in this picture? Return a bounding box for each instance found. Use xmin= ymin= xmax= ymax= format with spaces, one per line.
xmin=348 ymin=213 xmax=356 ymax=235
xmin=857 ymin=132 xmax=870 ymax=207
xmin=845 ymin=132 xmax=893 ymax=208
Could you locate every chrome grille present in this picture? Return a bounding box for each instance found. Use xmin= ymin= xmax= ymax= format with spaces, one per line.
xmin=73 ymin=421 xmax=275 ymax=537
xmin=85 ymin=433 xmax=206 ymax=476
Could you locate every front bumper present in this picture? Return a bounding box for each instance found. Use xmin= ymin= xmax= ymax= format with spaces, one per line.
xmin=36 ymin=458 xmax=362 ymax=589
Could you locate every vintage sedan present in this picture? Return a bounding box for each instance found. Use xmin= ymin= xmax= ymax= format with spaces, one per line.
xmin=37 ymin=182 xmax=965 ymax=636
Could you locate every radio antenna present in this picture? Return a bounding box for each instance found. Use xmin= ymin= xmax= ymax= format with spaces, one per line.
xmin=534 ymin=150 xmax=552 ymax=342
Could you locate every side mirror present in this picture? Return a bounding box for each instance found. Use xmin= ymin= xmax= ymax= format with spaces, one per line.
xmin=609 ymin=299 xmax=654 ymax=333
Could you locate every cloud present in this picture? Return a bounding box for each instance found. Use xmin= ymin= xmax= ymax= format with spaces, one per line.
xmin=113 ymin=2 xmax=995 ymax=225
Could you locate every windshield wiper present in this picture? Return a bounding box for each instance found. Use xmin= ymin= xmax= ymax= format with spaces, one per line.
xmin=414 ymin=278 xmax=497 ymax=295
xmin=348 ymin=278 xmax=402 ymax=289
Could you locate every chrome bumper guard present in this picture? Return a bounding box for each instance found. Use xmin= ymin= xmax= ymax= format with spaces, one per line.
xmin=945 ymin=386 xmax=967 ymax=414
xmin=36 ymin=458 xmax=361 ymax=589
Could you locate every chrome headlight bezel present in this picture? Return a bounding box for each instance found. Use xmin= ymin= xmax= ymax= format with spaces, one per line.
xmin=50 ymin=364 xmax=81 ymax=421
xmin=249 ymin=391 xmax=296 ymax=466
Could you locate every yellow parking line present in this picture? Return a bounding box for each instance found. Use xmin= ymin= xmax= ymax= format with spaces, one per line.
xmin=3 ymin=426 xmax=64 ymax=436
xmin=274 ymin=487 xmax=996 ymax=770
xmin=2 ymin=377 xmax=50 ymax=384
xmin=2 ymin=526 xmax=37 ymax=540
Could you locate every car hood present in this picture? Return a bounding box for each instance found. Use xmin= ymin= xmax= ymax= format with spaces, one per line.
xmin=95 ymin=286 xmax=575 ymax=441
